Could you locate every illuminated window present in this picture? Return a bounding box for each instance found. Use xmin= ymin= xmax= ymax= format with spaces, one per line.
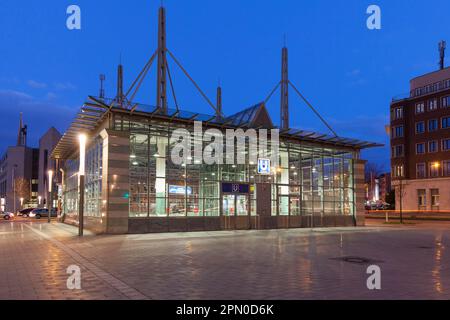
xmin=431 ymin=189 xmax=440 ymax=207
xmin=415 ymin=102 xmax=425 ymax=114
xmin=429 ymin=99 xmax=438 ymax=111
xmin=442 ymin=96 xmax=450 ymax=108
xmin=429 ymin=162 xmax=440 ymax=178
xmin=417 ymin=189 xmax=426 ymax=209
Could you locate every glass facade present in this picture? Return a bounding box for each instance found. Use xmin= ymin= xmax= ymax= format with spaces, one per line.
xmin=62 ymin=138 xmax=103 ymax=220
xmin=60 ymin=113 xmax=359 ymax=232
xmin=118 ymin=116 xmax=356 ymax=219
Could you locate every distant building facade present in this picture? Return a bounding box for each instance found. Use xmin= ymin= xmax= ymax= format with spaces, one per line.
xmin=390 ymin=57 xmax=450 ymax=211
xmin=0 ymin=114 xmax=61 ymax=212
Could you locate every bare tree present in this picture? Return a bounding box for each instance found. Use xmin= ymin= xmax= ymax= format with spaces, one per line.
xmin=365 ymin=162 xmax=385 ymax=182
xmin=14 ymin=177 xmax=30 ymax=205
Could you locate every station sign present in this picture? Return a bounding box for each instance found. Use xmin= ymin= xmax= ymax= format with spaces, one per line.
xmin=257 ymin=158 xmax=271 ymax=175
xmin=222 ymin=183 xmax=250 ymax=194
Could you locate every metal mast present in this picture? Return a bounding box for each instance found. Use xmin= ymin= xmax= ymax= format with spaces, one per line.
xmin=116 ymin=63 xmax=125 ymax=107
xmin=439 ymin=40 xmax=446 ymax=70
xmin=156 ymin=6 xmax=168 ymax=114
xmin=216 ymin=81 xmax=222 ymax=119
xmin=99 ymin=74 xmax=106 ymax=99
xmin=280 ymin=46 xmax=289 ymax=130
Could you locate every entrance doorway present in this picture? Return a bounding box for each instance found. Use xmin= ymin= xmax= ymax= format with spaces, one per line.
xmin=222 ymin=194 xmax=249 ymax=216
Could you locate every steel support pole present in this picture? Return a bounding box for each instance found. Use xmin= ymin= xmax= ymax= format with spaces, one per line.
xmin=48 ymin=188 xmax=52 ymax=223
xmin=78 ymin=175 xmax=85 ymax=236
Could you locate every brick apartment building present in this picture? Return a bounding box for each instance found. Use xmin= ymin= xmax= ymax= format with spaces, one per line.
xmin=390 ymin=48 xmax=450 ymax=211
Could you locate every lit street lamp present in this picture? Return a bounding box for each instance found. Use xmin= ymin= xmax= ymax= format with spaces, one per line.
xmin=38 ymin=196 xmax=42 ymax=206
xmin=78 ymin=134 xmax=87 ymax=237
xmin=20 ymin=197 xmax=24 ymax=209
xmin=48 ymin=170 xmax=53 ymax=223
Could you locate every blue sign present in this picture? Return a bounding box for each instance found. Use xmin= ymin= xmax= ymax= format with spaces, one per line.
xmin=257 ymin=158 xmax=271 ymax=175
xmin=169 ymin=185 xmax=192 ymax=195
xmin=222 ymin=183 xmax=250 ymax=194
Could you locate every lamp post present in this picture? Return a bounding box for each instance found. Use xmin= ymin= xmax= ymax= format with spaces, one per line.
xmin=20 ymin=197 xmax=24 ymax=209
xmin=48 ymin=170 xmax=53 ymax=223
xmin=12 ymin=164 xmax=17 ymax=214
xmin=78 ymin=134 xmax=87 ymax=237
xmin=38 ymin=196 xmax=42 ymax=207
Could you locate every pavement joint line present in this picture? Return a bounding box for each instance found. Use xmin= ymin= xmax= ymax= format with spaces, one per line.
xmin=22 ymin=223 xmax=150 ymax=300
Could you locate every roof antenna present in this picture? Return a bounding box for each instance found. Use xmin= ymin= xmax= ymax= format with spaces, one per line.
xmin=439 ymin=40 xmax=446 ymax=70
xmin=99 ymin=74 xmax=106 ymax=99
xmin=17 ymin=112 xmax=27 ymax=146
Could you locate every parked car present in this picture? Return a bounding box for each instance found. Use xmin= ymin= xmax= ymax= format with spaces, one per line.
xmin=29 ymin=208 xmax=57 ymax=219
xmin=376 ymin=202 xmax=391 ymax=210
xmin=18 ymin=207 xmax=36 ymax=218
xmin=0 ymin=211 xmax=14 ymax=220
xmin=365 ymin=201 xmax=377 ymax=211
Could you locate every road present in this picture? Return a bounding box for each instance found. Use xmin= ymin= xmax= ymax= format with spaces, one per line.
xmin=0 ymin=218 xmax=449 ymax=300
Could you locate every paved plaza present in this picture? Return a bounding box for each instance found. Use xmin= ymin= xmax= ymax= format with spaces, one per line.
xmin=0 ymin=218 xmax=449 ymax=300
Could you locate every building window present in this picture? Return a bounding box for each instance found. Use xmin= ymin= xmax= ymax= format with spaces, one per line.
xmin=392 ymin=126 xmax=404 ymax=138
xmin=392 ymin=107 xmax=403 ymax=120
xmin=417 ymin=189 xmax=426 ymax=209
xmin=442 ymin=96 xmax=450 ymax=108
xmin=428 ymin=119 xmax=438 ymax=132
xmin=428 ymin=140 xmax=438 ymax=153
xmin=429 ymin=99 xmax=438 ymax=111
xmin=392 ymin=145 xmax=404 ymax=158
xmin=442 ymin=116 xmax=450 ymax=129
xmin=393 ymin=165 xmax=404 ymax=178
xmin=429 ymin=162 xmax=440 ymax=178
xmin=416 ymin=163 xmax=426 ymax=178
xmin=431 ymin=189 xmax=440 ymax=208
xmin=443 ymin=139 xmax=450 ymax=151
xmin=415 ymin=102 xmax=425 ymax=114
xmin=416 ymin=122 xmax=425 ymax=134
xmin=444 ymin=160 xmax=450 ymax=176
xmin=416 ymin=143 xmax=426 ymax=154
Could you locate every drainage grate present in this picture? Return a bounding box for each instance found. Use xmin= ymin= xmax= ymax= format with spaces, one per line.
xmin=330 ymin=256 xmax=383 ymax=265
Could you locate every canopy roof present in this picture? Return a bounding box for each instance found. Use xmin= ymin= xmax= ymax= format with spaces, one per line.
xmin=52 ymin=97 xmax=383 ymax=159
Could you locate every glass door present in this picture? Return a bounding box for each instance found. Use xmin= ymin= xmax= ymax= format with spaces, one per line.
xmin=223 ymin=195 xmax=235 ymax=216
xmin=236 ymin=195 xmax=249 ymax=216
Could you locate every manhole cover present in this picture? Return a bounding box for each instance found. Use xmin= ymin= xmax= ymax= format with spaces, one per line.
xmin=330 ymin=256 xmax=382 ymax=265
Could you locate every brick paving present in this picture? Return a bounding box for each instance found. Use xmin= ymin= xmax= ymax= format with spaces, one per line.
xmin=0 ymin=218 xmax=449 ymax=300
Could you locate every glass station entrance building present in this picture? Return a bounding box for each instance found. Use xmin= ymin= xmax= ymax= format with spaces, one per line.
xmin=52 ymin=100 xmax=379 ymax=234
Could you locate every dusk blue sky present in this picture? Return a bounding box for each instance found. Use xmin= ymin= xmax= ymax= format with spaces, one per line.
xmin=1 ymin=0 xmax=450 ymax=169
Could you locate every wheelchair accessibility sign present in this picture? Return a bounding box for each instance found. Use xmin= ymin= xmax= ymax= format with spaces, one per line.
xmin=257 ymin=158 xmax=271 ymax=175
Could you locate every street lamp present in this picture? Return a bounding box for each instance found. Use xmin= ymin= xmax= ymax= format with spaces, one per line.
xmin=48 ymin=170 xmax=53 ymax=223
xmin=38 ymin=195 xmax=42 ymax=206
xmin=20 ymin=197 xmax=24 ymax=209
xmin=12 ymin=164 xmax=17 ymax=214
xmin=78 ymin=134 xmax=87 ymax=237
